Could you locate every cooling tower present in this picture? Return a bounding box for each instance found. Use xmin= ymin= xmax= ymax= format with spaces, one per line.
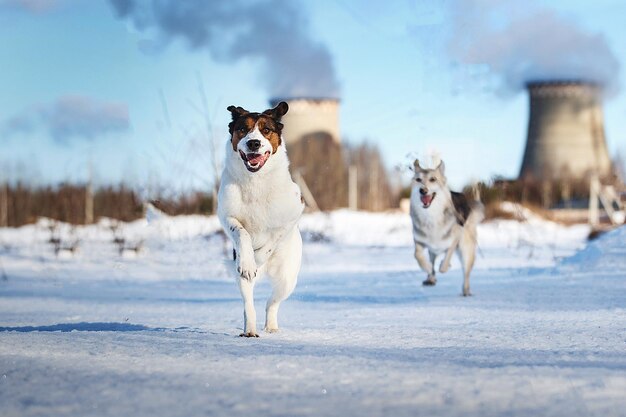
xmin=519 ymin=81 xmax=612 ymax=181
xmin=269 ymin=97 xmax=340 ymax=143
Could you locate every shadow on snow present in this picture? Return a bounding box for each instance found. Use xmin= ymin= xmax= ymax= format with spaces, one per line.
xmin=0 ymin=322 xmax=163 ymax=332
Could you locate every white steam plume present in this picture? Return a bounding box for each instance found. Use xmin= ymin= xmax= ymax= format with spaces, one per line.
xmin=446 ymin=0 xmax=620 ymax=97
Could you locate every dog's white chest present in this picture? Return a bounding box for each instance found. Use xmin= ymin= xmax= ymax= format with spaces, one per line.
xmin=410 ymin=194 xmax=457 ymax=252
xmin=219 ymin=174 xmax=303 ymax=249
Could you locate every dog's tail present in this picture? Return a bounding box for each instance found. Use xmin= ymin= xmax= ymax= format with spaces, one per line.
xmin=471 ymin=183 xmax=481 ymax=203
xmin=466 ymin=183 xmax=485 ymax=231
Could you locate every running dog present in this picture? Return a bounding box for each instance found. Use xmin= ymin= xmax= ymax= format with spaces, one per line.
xmin=410 ymin=159 xmax=484 ymax=296
xmin=218 ymin=102 xmax=304 ymax=337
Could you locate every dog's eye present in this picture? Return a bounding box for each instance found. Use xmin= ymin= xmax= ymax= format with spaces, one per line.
xmin=429 ymin=177 xmax=437 ymax=183
xmin=415 ymin=178 xmax=422 ymax=183
xmin=262 ymin=127 xmax=271 ymax=134
xmin=238 ymin=127 xmax=247 ymax=133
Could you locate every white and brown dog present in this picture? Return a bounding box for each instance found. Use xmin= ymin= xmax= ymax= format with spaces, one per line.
xmin=410 ymin=159 xmax=484 ymax=296
xmin=218 ymin=102 xmax=304 ymax=337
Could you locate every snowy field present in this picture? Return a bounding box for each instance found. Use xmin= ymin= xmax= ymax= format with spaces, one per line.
xmin=1 ymin=208 xmax=625 ymax=417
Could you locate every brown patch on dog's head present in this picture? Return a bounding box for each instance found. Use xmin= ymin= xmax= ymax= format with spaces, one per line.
xmin=227 ymin=105 xmax=255 ymax=152
xmin=226 ymin=102 xmax=289 ymax=153
xmin=255 ymin=117 xmax=283 ymax=153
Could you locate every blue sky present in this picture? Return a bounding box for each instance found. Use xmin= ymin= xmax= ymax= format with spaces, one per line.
xmin=2 ymin=0 xmax=626 ymax=192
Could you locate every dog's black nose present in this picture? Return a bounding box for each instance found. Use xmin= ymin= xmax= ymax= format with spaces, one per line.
xmin=419 ymin=188 xmax=428 ymax=195
xmin=247 ymin=139 xmax=261 ymax=151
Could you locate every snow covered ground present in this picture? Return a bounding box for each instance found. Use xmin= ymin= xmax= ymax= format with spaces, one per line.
xmin=1 ymin=209 xmax=625 ymax=417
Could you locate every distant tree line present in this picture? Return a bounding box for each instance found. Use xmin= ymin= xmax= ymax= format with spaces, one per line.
xmin=0 ymin=137 xmax=401 ymax=227
xmin=473 ymin=177 xmax=604 ymax=209
xmin=0 ymin=183 xmax=214 ymax=227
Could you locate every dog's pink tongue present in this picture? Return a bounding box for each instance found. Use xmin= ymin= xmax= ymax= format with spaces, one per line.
xmin=247 ymin=153 xmax=268 ymax=164
xmin=420 ymin=194 xmax=433 ymax=206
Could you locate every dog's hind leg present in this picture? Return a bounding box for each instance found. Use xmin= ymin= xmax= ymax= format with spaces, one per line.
xmin=457 ymin=228 xmax=477 ymax=297
xmin=238 ymin=277 xmax=258 ymax=337
xmin=439 ymin=234 xmax=460 ymax=273
xmin=264 ymin=228 xmax=302 ymax=333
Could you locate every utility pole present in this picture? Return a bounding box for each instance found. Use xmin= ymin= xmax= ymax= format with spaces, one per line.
xmin=589 ymin=174 xmax=626 ymax=226
xmin=348 ymin=165 xmax=358 ymax=211
xmin=85 ymin=161 xmax=94 ymax=224
xmin=0 ymin=182 xmax=7 ymax=227
xmin=370 ymin=162 xmax=379 ymax=211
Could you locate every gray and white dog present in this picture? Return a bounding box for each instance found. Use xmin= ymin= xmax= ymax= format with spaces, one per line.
xmin=410 ymin=159 xmax=484 ymax=296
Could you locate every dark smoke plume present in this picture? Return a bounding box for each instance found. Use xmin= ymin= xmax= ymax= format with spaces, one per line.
xmin=109 ymin=0 xmax=340 ymax=98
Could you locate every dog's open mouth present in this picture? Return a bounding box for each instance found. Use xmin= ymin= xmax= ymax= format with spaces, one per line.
xmin=239 ymin=151 xmax=270 ymax=172
xmin=420 ymin=192 xmax=436 ymax=208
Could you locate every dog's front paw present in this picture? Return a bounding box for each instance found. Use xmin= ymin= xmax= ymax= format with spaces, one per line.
xmin=462 ymin=288 xmax=472 ymax=297
xmin=239 ymin=332 xmax=259 ymax=338
xmin=236 ymin=255 xmax=257 ymax=281
xmin=422 ymin=276 xmax=437 ymax=286
xmin=439 ymin=260 xmax=450 ymax=273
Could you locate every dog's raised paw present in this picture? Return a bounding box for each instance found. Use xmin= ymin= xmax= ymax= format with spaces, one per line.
xmin=236 ymin=257 xmax=257 ymax=280
xmin=237 ymin=267 xmax=256 ymax=281
xmin=239 ymin=332 xmax=260 ymax=338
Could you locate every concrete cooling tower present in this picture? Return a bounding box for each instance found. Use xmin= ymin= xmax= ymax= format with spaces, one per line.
xmin=519 ymin=81 xmax=612 ymax=181
xmin=269 ymin=97 xmax=340 ymax=144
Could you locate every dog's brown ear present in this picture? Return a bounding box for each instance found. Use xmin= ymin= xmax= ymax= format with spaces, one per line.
xmin=263 ymin=101 xmax=289 ymax=121
xmin=436 ymin=160 xmax=445 ymax=176
xmin=413 ymin=159 xmax=422 ymax=172
xmin=227 ymin=105 xmax=249 ymax=120
xmin=227 ymin=105 xmax=250 ymax=134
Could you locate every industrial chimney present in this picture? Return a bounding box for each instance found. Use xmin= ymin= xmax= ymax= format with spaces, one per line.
xmin=519 ymin=81 xmax=612 ymax=181
xmin=269 ymin=97 xmax=340 ymax=144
